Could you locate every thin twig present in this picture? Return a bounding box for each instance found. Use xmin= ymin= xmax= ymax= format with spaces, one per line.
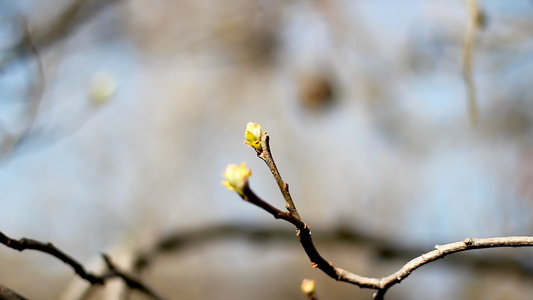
xmin=304 ymin=292 xmax=318 ymax=300
xmin=0 ymin=231 xmax=165 ymax=300
xmin=463 ymin=0 xmax=484 ymax=125
xmin=0 ymin=16 xmax=46 ymax=162
xmin=306 ymin=294 xmax=318 ymax=300
xmin=0 ymin=231 xmax=104 ymax=284
xmin=0 ymin=18 xmax=47 ymax=161
xmin=101 ymin=254 xmax=165 ymax=300
xmin=256 ymin=132 xmax=301 ymax=220
xmin=0 ymin=0 xmax=123 ymax=70
xmin=373 ymin=236 xmax=533 ymax=298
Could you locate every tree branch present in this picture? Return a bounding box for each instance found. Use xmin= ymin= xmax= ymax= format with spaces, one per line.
xmin=240 ymin=179 xmax=533 ymax=298
xmin=235 ymin=127 xmax=533 ymax=299
xmin=0 ymin=282 xmax=28 ymax=300
xmin=0 ymin=232 xmax=104 ymax=284
xmin=0 ymin=0 xmax=122 ymax=70
xmin=463 ymin=0 xmax=484 ymax=125
xmin=373 ymin=236 xmax=533 ymax=299
xmin=255 ymin=131 xmax=301 ymax=220
xmin=130 ymin=223 xmax=533 ymax=281
xmin=0 ymin=231 xmax=165 ymax=300
xmin=101 ymin=254 xmax=164 ymax=300
xmin=0 ymin=17 xmax=46 ymax=162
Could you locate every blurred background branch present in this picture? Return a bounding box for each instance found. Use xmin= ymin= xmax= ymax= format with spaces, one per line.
xmin=0 ymin=0 xmax=122 ymax=70
xmin=463 ymin=0 xmax=484 ymax=125
xmin=133 ymin=223 xmax=533 ymax=281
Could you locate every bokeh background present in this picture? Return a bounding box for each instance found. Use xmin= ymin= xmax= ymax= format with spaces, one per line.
xmin=1 ymin=0 xmax=533 ymax=299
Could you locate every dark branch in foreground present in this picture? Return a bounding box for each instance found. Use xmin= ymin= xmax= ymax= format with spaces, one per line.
xmin=243 ymin=176 xmax=533 ymax=299
xmin=235 ymin=130 xmax=533 ymax=299
xmin=0 ymin=283 xmax=28 ymax=300
xmin=255 ymin=132 xmax=301 ymax=220
xmin=101 ymin=254 xmax=164 ymax=300
xmin=0 ymin=231 xmax=164 ymax=300
xmin=0 ymin=232 xmax=103 ymax=284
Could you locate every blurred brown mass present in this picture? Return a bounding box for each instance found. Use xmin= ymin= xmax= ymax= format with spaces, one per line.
xmin=297 ymin=72 xmax=336 ymax=110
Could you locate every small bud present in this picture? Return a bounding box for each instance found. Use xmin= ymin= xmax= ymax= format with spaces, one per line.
xmin=89 ymin=70 xmax=116 ymax=104
xmin=222 ymin=163 xmax=252 ymax=196
xmin=300 ymin=279 xmax=316 ymax=296
xmin=244 ymin=122 xmax=262 ymax=151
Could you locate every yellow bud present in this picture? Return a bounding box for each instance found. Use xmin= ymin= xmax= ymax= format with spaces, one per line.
xmin=300 ymin=279 xmax=315 ymax=295
xmin=222 ymin=163 xmax=252 ymax=196
xmin=244 ymin=122 xmax=262 ymax=151
xmin=89 ymin=71 xmax=116 ymax=104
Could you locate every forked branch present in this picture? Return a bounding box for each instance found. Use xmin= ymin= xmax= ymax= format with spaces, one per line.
xmin=224 ymin=123 xmax=533 ymax=299
xmin=0 ymin=232 xmax=164 ymax=300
